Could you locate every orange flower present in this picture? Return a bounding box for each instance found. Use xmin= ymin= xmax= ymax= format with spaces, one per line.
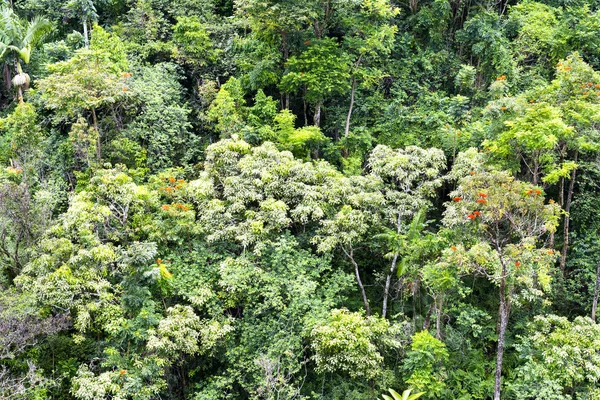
xmin=177 ymin=179 xmax=185 ymax=183
xmin=564 ymin=66 xmax=572 ymax=71
xmin=583 ymin=91 xmax=589 ymax=95
xmin=548 ymin=250 xmax=554 ymax=255
xmin=473 ymin=211 xmax=482 ymax=216
xmin=119 ymin=370 xmax=127 ymax=375
xmin=304 ymin=40 xmax=310 ymax=45
xmin=476 ymin=199 xmax=487 ymax=204
xmin=467 ymin=214 xmax=476 ymax=220
xmin=535 ymin=189 xmax=541 ymax=195
xmin=500 ymin=106 xmax=507 ymax=110
xmin=588 ymin=82 xmax=594 ymax=87
xmin=157 ymin=258 xmax=163 ymax=264
xmin=165 ymin=187 xmax=174 ymax=193
xmin=529 ymin=99 xmax=535 ymax=103
xmin=451 ymin=246 xmax=457 ymax=251
xmin=526 ymin=189 xmax=533 ymax=195
xmin=169 ymin=176 xmax=176 ymax=183
xmin=454 ymin=197 xmax=462 ymax=202
xmin=161 ymin=205 xmax=170 ymax=210
xmin=515 ymin=261 xmax=521 ymax=267
xmin=549 ymin=199 xmax=555 ymax=204
xmin=478 ymin=192 xmax=487 ymax=198
xmin=557 ymin=62 xmax=563 ymax=67
xmin=595 ymin=84 xmax=600 ymax=89
xmin=496 ymin=75 xmax=506 ymax=81
xmin=175 ymin=184 xmax=182 ymax=189
xmin=469 ymin=171 xmax=476 ymax=175
xmin=122 ymin=87 xmax=128 ymax=92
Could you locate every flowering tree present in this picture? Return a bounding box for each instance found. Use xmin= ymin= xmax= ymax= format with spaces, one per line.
xmin=442 ymin=149 xmax=560 ymax=400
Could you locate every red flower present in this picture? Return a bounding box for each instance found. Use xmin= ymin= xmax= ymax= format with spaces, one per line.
xmin=467 ymin=214 xmax=476 ymax=220
xmin=454 ymin=197 xmax=462 ymax=202
xmin=476 ymin=199 xmax=486 ymax=204
xmin=473 ymin=211 xmax=482 ymax=216
xmin=478 ymin=192 xmax=487 ymax=198
xmin=515 ymin=261 xmax=521 ymax=267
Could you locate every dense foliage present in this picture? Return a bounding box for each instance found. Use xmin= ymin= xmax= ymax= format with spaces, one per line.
xmin=1 ymin=0 xmax=600 ymax=399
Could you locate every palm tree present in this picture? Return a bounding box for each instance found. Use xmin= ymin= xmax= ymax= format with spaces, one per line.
xmin=382 ymin=388 xmax=425 ymax=400
xmin=0 ymin=7 xmax=51 ymax=103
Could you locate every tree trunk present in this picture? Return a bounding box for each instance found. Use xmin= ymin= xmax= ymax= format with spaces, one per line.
xmin=344 ymin=245 xmax=370 ymax=316
xmin=382 ymin=215 xmax=402 ymax=318
xmin=382 ymin=253 xmax=398 ymax=318
xmin=560 ymin=151 xmax=578 ymax=274
xmin=494 ymin=273 xmax=509 ymax=400
xmin=14 ymin=60 xmax=23 ymax=103
xmin=344 ymin=77 xmax=356 ymax=138
xmin=83 ymin=18 xmax=89 ymax=48
xmin=435 ymin=295 xmax=443 ymax=339
xmin=592 ymin=257 xmax=600 ymax=321
xmin=313 ymin=101 xmax=322 ymax=127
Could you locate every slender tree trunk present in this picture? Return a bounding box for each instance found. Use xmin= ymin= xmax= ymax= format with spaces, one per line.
xmin=344 ymin=77 xmax=356 ymax=138
xmin=344 ymin=245 xmax=370 ymax=316
xmin=560 ymin=151 xmax=578 ymax=274
xmin=383 ymin=215 xmax=402 ymax=318
xmin=83 ymin=18 xmax=89 ymax=48
xmin=382 ymin=253 xmax=398 ymax=318
xmin=313 ymin=101 xmax=322 ymax=127
xmin=494 ymin=278 xmax=509 ymax=400
xmin=592 ymin=257 xmax=600 ymax=321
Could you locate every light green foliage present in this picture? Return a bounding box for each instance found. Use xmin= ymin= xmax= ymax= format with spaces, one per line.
xmin=280 ymin=38 xmax=351 ymax=105
xmin=207 ymin=77 xmax=247 ymax=137
xmin=311 ymin=308 xmax=405 ymax=380
xmin=510 ymin=315 xmax=600 ymax=399
xmin=172 ymin=16 xmax=217 ymax=69
xmin=383 ymin=388 xmax=425 ymax=400
xmin=403 ymin=331 xmax=449 ymax=398
xmin=0 ymin=102 xmax=44 ymax=177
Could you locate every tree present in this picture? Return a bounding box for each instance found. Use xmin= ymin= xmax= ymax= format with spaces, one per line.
xmin=0 ymin=7 xmax=51 ymax=102
xmin=280 ymin=38 xmax=351 ymax=126
xmin=339 ymin=0 xmax=399 ymax=138
xmin=510 ymin=315 xmax=600 ymax=399
xmin=367 ymin=145 xmax=446 ymax=318
xmin=36 ymin=26 xmax=128 ymax=162
xmin=443 ymin=149 xmax=560 ymax=400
